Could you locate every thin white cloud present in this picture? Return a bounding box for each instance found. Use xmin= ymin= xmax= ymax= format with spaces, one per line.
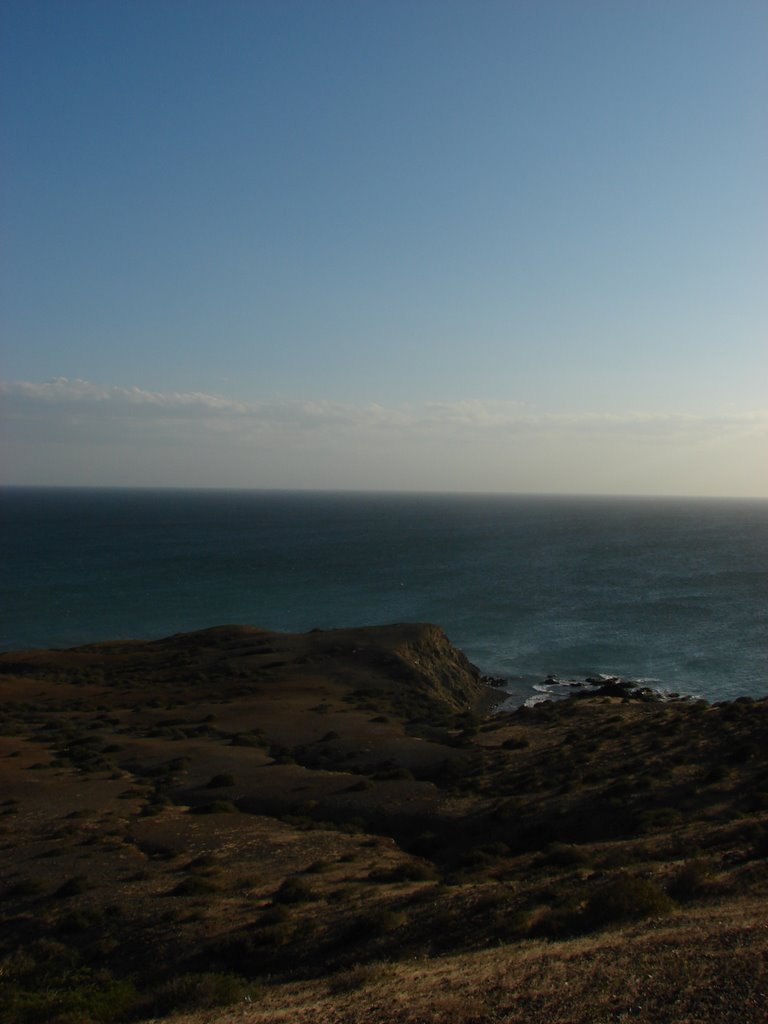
xmin=3 ymin=377 xmax=253 ymax=413
xmin=3 ymin=378 xmax=766 ymax=496
xmin=3 ymin=378 xmax=768 ymax=441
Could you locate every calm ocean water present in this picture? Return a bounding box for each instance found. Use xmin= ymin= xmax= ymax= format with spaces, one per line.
xmin=1 ymin=488 xmax=766 ymax=704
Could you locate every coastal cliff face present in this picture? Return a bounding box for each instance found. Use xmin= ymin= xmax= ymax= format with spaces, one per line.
xmin=289 ymin=622 xmax=492 ymax=713
xmin=1 ymin=624 xmax=767 ymax=1024
xmin=387 ymin=624 xmax=491 ymax=709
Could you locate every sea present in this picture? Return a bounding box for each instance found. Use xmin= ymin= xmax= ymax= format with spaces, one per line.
xmin=1 ymin=488 xmax=766 ymax=706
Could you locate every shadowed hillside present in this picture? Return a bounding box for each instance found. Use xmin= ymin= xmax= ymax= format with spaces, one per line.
xmin=1 ymin=624 xmax=766 ymax=1023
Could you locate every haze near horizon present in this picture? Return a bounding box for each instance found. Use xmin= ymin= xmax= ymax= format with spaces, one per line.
xmin=2 ymin=1 xmax=766 ymax=497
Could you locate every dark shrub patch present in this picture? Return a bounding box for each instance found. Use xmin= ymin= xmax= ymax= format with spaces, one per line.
xmin=55 ymin=875 xmax=91 ymax=898
xmin=583 ymin=873 xmax=674 ymax=929
xmin=171 ymin=875 xmax=220 ymax=896
xmin=144 ymin=972 xmax=257 ymax=1015
xmin=347 ymin=778 xmax=373 ymax=792
xmin=349 ymin=908 xmax=407 ymax=938
xmin=190 ymin=800 xmax=238 ymax=815
xmin=539 ymin=843 xmax=590 ymax=868
xmin=328 ymin=963 xmax=383 ymax=993
xmin=206 ymin=773 xmax=235 ymax=788
xmin=273 ymin=876 xmax=317 ymax=904
xmin=668 ymin=859 xmax=714 ymax=901
xmin=368 ymin=861 xmax=436 ymax=883
xmin=230 ymin=732 xmax=265 ymax=748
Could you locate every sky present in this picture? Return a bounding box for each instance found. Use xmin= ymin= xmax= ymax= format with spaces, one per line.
xmin=2 ymin=0 xmax=766 ymax=496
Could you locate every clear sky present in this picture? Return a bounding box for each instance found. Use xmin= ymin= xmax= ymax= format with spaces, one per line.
xmin=2 ymin=0 xmax=766 ymax=495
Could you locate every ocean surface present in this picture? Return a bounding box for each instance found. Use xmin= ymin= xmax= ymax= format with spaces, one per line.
xmin=1 ymin=488 xmax=766 ymax=705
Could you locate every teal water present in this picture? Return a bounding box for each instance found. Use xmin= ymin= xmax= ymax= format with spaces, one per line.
xmin=1 ymin=488 xmax=766 ymax=704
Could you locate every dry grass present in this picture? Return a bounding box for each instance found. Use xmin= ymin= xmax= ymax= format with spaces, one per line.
xmin=1 ymin=623 xmax=767 ymax=1024
xmin=152 ymin=901 xmax=768 ymax=1024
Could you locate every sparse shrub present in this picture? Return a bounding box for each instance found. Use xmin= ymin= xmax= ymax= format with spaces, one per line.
xmin=271 ymin=749 xmax=296 ymax=765
xmin=347 ymin=778 xmax=372 ymax=792
xmin=373 ymin=765 xmax=414 ymax=781
xmin=635 ymin=806 xmax=684 ymax=832
xmin=488 ymin=905 xmax=530 ymax=940
xmin=273 ymin=876 xmax=316 ymax=904
xmin=5 ymin=877 xmax=46 ymax=898
xmin=668 ymin=859 xmax=714 ymax=901
xmin=539 ymin=843 xmax=590 ymax=868
xmin=409 ymin=831 xmax=440 ymax=857
xmin=724 ymin=741 xmax=759 ymax=764
xmin=188 ymin=852 xmax=219 ymax=869
xmin=145 ymin=972 xmax=256 ymax=1015
xmin=253 ymin=920 xmax=297 ymax=948
xmin=206 ymin=773 xmax=235 ymax=788
xmin=230 ymin=732 xmax=265 ymax=748
xmin=171 ymin=875 xmax=219 ymax=896
xmin=55 ymin=876 xmax=90 ymax=898
xmin=352 ymin=907 xmax=407 ymax=937
xmin=190 ymin=800 xmax=238 ymax=815
xmin=304 ymin=859 xmax=331 ymax=874
xmin=0 ymin=964 xmax=136 ymax=1024
xmin=257 ymin=904 xmax=291 ymax=926
xmin=140 ymin=796 xmax=172 ymax=817
xmin=750 ymin=825 xmax=768 ymax=859
xmin=459 ymin=846 xmax=502 ymax=870
xmin=583 ymin=873 xmax=674 ymax=929
xmin=368 ymin=861 xmax=436 ymax=883
xmin=57 ymin=907 xmax=104 ymax=932
xmin=328 ymin=962 xmax=383 ymax=994
xmin=533 ymin=903 xmax=582 ymax=938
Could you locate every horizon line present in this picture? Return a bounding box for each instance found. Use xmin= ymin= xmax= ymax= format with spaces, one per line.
xmin=2 ymin=484 xmax=767 ymax=503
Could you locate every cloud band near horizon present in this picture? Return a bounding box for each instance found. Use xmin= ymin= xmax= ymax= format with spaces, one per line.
xmin=2 ymin=378 xmax=766 ymax=496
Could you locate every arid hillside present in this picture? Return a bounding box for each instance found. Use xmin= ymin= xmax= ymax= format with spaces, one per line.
xmin=1 ymin=624 xmax=766 ymax=1023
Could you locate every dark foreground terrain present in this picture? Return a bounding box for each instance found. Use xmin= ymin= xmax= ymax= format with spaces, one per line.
xmin=1 ymin=623 xmax=766 ymax=1024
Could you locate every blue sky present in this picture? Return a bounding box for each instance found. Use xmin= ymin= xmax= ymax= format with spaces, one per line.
xmin=2 ymin=0 xmax=766 ymax=494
